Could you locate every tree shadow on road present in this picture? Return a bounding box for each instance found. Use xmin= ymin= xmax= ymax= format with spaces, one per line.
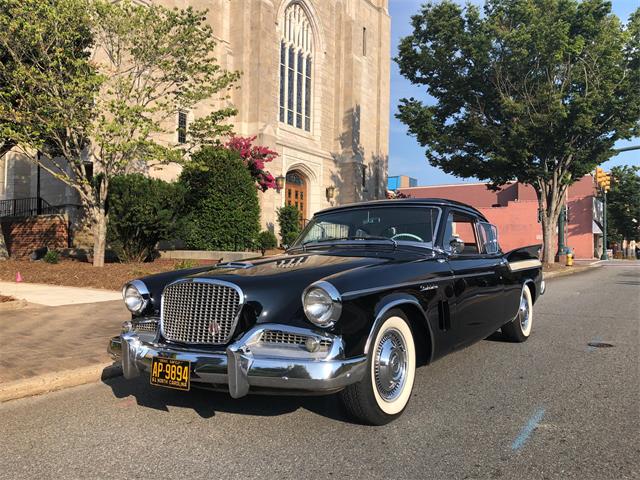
xmin=102 ymin=375 xmax=351 ymax=423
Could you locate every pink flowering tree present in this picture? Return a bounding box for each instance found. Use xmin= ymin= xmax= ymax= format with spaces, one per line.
xmin=386 ymin=190 xmax=410 ymax=199
xmin=226 ymin=136 xmax=278 ymax=192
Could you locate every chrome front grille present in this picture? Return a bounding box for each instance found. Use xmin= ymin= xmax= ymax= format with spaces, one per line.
xmin=260 ymin=330 xmax=332 ymax=348
xmin=161 ymin=280 xmax=243 ymax=345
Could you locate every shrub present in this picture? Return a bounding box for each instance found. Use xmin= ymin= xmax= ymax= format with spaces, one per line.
xmin=173 ymin=259 xmax=198 ymax=270
xmin=277 ymin=205 xmax=301 ymax=247
xmin=43 ymin=250 xmax=59 ymax=264
xmin=107 ymin=174 xmax=184 ymax=263
xmin=256 ymin=230 xmax=277 ymax=255
xmin=179 ymin=147 xmax=260 ymax=251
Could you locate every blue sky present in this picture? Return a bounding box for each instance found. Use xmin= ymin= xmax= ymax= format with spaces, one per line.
xmin=388 ymin=0 xmax=640 ymax=185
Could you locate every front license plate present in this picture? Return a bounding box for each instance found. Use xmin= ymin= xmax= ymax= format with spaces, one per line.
xmin=150 ymin=357 xmax=191 ymax=391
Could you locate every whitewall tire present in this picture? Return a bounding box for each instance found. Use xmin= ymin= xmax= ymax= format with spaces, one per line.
xmin=502 ymin=284 xmax=533 ymax=342
xmin=340 ymin=309 xmax=416 ymax=425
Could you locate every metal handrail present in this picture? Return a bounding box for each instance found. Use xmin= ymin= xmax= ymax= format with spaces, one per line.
xmin=0 ymin=197 xmax=65 ymax=218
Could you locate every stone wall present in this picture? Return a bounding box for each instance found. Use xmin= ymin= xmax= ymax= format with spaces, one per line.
xmin=0 ymin=214 xmax=69 ymax=258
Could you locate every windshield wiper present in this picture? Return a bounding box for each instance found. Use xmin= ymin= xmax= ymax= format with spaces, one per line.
xmin=299 ymin=235 xmax=397 ymax=251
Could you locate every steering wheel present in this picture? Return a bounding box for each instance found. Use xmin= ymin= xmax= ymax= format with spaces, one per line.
xmin=391 ymin=233 xmax=423 ymax=242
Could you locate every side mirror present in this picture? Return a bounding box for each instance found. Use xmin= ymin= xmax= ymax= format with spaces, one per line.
xmin=449 ymin=236 xmax=465 ymax=255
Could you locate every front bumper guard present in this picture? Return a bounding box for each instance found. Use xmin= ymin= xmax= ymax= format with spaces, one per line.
xmin=108 ymin=323 xmax=366 ymax=398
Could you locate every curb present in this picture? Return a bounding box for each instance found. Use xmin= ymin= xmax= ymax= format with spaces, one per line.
xmin=544 ymin=263 xmax=602 ymax=280
xmin=0 ymin=362 xmax=122 ymax=403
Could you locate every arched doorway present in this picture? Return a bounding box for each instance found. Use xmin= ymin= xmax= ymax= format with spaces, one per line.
xmin=285 ymin=170 xmax=307 ymax=222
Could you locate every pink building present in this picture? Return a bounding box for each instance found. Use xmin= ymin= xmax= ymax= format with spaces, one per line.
xmin=399 ymin=176 xmax=603 ymax=259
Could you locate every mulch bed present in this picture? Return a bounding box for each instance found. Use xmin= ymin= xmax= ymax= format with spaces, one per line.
xmin=0 ymin=259 xmax=219 ymax=291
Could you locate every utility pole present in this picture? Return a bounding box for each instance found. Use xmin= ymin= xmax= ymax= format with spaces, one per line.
xmin=595 ymin=167 xmax=611 ymax=260
xmin=601 ymin=190 xmax=608 ymax=260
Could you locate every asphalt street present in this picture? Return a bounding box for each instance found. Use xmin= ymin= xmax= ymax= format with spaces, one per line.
xmin=0 ymin=262 xmax=638 ymax=480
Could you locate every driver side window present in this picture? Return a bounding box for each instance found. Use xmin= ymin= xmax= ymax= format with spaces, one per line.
xmin=444 ymin=212 xmax=480 ymax=254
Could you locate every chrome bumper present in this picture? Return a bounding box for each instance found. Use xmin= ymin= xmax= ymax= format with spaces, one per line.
xmin=107 ymin=323 xmax=366 ymax=398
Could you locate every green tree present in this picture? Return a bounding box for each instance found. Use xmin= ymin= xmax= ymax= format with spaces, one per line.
xmin=179 ymin=147 xmax=260 ymax=251
xmin=607 ymin=165 xmax=640 ymax=244
xmin=0 ymin=0 xmax=95 ymax=261
xmin=277 ymin=205 xmax=301 ymax=247
xmin=396 ymin=0 xmax=640 ymax=264
xmin=107 ymin=174 xmax=185 ymax=263
xmin=0 ymin=0 xmax=239 ymax=266
xmin=256 ymin=230 xmax=278 ymax=256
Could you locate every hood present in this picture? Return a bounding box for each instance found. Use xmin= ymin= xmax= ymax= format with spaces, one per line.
xmin=192 ymin=251 xmax=386 ymax=285
xmin=140 ymin=249 xmax=420 ymax=328
xmin=191 ymin=252 xmax=386 ymax=324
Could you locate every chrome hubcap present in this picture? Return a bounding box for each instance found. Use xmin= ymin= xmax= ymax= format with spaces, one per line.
xmin=518 ymin=293 xmax=530 ymax=332
xmin=374 ymin=328 xmax=407 ymax=401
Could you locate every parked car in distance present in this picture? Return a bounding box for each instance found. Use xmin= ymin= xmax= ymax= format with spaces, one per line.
xmin=108 ymin=198 xmax=544 ymax=425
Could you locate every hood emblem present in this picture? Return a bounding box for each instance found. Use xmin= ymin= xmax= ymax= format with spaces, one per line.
xmin=420 ymin=284 xmax=438 ymax=291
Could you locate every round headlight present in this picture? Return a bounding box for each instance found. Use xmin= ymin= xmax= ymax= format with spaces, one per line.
xmin=302 ymin=282 xmax=342 ymax=327
xmin=122 ymin=281 xmax=149 ymax=314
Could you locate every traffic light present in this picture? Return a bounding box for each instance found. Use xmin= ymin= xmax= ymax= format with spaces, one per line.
xmin=595 ymin=167 xmax=606 ymax=188
xmin=602 ymin=173 xmax=611 ymax=192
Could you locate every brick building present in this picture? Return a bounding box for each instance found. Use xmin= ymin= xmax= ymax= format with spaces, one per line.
xmin=399 ymin=176 xmax=603 ymax=260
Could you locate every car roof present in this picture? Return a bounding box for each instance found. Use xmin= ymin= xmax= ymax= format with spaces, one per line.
xmin=315 ymin=198 xmax=488 ymax=221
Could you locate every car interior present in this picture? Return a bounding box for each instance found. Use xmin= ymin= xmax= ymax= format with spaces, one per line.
xmin=443 ymin=212 xmax=481 ymax=254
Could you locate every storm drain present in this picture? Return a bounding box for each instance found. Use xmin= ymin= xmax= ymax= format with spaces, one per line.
xmin=587 ymin=341 xmax=614 ymax=348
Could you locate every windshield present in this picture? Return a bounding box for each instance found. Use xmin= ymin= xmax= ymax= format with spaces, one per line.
xmin=292 ymin=206 xmax=440 ymax=248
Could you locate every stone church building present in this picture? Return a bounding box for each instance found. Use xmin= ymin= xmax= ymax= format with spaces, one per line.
xmin=0 ymin=0 xmax=390 ymax=236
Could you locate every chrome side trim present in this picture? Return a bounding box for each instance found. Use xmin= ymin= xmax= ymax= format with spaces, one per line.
xmin=342 ymin=278 xmax=450 ymax=299
xmin=508 ymin=259 xmax=542 ymax=272
xmin=342 ymin=271 xmax=495 ymax=299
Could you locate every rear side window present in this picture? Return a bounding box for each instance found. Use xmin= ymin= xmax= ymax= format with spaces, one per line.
xmin=443 ymin=212 xmax=480 ymax=254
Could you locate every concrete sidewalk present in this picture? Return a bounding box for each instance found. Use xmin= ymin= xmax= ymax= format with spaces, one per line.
xmin=0 ymin=281 xmax=120 ymax=306
xmin=0 ymin=299 xmax=126 ymax=401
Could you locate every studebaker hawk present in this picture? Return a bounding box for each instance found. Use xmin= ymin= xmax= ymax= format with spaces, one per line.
xmin=108 ymin=198 xmax=544 ymax=425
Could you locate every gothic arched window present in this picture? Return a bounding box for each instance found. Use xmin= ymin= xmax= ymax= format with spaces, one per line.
xmin=279 ymin=3 xmax=313 ymax=132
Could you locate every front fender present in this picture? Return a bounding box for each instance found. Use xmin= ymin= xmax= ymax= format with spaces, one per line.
xmin=363 ymin=292 xmax=435 ymax=363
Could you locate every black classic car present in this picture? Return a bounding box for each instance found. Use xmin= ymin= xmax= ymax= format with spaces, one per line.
xmin=108 ymin=198 xmax=544 ymax=425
